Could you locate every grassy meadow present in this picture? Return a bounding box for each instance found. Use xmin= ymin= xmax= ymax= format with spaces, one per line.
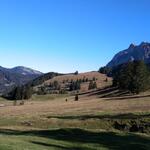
xmin=0 ymin=92 xmax=149 ymax=150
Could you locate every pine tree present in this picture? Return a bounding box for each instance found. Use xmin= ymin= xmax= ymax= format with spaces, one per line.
xmin=69 ymin=80 xmax=81 ymax=91
xmin=130 ymin=61 xmax=149 ymax=93
xmin=88 ymin=81 xmax=93 ymax=90
xmin=74 ymin=71 xmax=79 ymax=75
xmin=53 ymin=81 xmax=60 ymax=90
xmin=88 ymin=81 xmax=97 ymax=90
xmin=14 ymin=87 xmax=22 ymax=100
xmin=75 ymin=94 xmax=79 ymax=101
xmin=93 ymin=82 xmax=97 ymax=89
xmin=113 ymin=61 xmax=150 ymax=94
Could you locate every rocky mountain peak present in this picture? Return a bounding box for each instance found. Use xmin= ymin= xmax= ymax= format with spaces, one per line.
xmin=107 ymin=42 xmax=150 ymax=67
xmin=128 ymin=43 xmax=136 ymax=49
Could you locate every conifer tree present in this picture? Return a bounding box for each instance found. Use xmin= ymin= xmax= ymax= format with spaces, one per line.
xmin=113 ymin=61 xmax=150 ymax=94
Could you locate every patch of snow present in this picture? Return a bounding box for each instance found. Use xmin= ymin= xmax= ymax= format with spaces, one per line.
xmin=13 ymin=66 xmax=43 ymax=75
xmin=22 ymin=72 xmax=27 ymax=75
xmin=4 ymin=78 xmax=8 ymax=81
xmin=124 ymin=51 xmax=128 ymax=54
xmin=130 ymin=56 xmax=135 ymax=61
xmin=4 ymin=82 xmax=15 ymax=87
xmin=21 ymin=67 xmax=42 ymax=75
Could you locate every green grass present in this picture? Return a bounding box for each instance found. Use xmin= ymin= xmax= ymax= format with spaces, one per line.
xmin=0 ymin=117 xmax=19 ymax=127
xmin=0 ymin=112 xmax=150 ymax=132
xmin=0 ymin=113 xmax=149 ymax=150
xmin=0 ymin=128 xmax=149 ymax=150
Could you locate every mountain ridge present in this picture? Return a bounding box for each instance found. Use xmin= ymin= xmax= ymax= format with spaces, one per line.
xmin=0 ymin=66 xmax=43 ymax=94
xmin=107 ymin=42 xmax=150 ymax=67
xmin=10 ymin=66 xmax=43 ymax=75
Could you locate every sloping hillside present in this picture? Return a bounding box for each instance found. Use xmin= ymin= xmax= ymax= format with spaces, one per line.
xmin=34 ymin=71 xmax=112 ymax=93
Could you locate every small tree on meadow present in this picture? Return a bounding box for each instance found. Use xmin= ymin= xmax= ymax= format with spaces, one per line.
xmin=74 ymin=71 xmax=79 ymax=75
xmin=75 ymin=94 xmax=79 ymax=101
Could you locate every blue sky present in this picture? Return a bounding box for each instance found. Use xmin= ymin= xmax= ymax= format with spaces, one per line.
xmin=0 ymin=0 xmax=150 ymax=73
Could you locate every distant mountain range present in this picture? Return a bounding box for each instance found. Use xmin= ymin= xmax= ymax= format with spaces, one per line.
xmin=107 ymin=42 xmax=150 ymax=67
xmin=0 ymin=66 xmax=43 ymax=94
xmin=2 ymin=42 xmax=150 ymax=96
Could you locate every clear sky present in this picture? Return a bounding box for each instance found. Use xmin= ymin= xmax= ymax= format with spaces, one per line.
xmin=0 ymin=0 xmax=150 ymax=73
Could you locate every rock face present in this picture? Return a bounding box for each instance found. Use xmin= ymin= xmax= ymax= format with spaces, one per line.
xmin=107 ymin=42 xmax=150 ymax=67
xmin=0 ymin=66 xmax=43 ymax=94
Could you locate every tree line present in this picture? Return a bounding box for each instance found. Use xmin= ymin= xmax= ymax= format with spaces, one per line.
xmin=113 ymin=61 xmax=150 ymax=94
xmin=3 ymin=85 xmax=33 ymax=100
xmin=3 ymin=72 xmax=63 ymax=100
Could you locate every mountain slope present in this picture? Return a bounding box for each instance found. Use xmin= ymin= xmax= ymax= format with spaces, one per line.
xmin=107 ymin=42 xmax=150 ymax=67
xmin=11 ymin=66 xmax=42 ymax=76
xmin=0 ymin=66 xmax=43 ymax=94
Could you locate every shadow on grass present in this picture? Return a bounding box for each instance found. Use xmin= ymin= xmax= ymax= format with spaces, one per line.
xmin=106 ymin=94 xmax=150 ymax=101
xmin=47 ymin=113 xmax=150 ymax=120
xmin=0 ymin=128 xmax=149 ymax=150
xmin=79 ymin=86 xmax=130 ymax=98
xmin=31 ymin=141 xmax=70 ymax=150
xmin=78 ymin=86 xmax=118 ymax=97
xmin=95 ymin=88 xmax=150 ymax=99
xmin=31 ymin=141 xmax=93 ymax=150
xmin=79 ymin=86 xmax=150 ymax=100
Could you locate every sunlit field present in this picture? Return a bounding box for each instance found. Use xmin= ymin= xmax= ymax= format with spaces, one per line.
xmin=0 ymin=92 xmax=149 ymax=150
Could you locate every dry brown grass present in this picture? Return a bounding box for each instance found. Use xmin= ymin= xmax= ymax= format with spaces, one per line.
xmin=0 ymin=93 xmax=149 ymax=118
xmin=43 ymin=71 xmax=112 ymax=91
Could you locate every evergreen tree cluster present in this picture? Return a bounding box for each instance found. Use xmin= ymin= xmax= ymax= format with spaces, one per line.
xmin=30 ymin=72 xmax=63 ymax=87
xmin=52 ymin=80 xmax=60 ymax=90
xmin=69 ymin=77 xmax=89 ymax=83
xmin=88 ymin=81 xmax=97 ymax=90
xmin=3 ymin=72 xmax=63 ymax=100
xmin=69 ymin=80 xmax=81 ymax=91
xmin=99 ymin=66 xmax=112 ymax=76
xmin=4 ymin=85 xmax=33 ymax=100
xmin=113 ymin=61 xmax=150 ymax=94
